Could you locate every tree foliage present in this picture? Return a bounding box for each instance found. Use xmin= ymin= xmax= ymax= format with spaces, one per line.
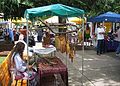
xmin=0 ymin=0 xmax=120 ymax=20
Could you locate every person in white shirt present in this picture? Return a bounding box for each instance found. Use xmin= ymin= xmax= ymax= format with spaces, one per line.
xmin=10 ymin=42 xmax=38 ymax=86
xmin=95 ymin=23 xmax=105 ymax=55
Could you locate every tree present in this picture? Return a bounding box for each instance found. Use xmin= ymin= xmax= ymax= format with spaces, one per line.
xmin=0 ymin=0 xmax=20 ymax=20
xmin=0 ymin=0 xmax=33 ymax=20
xmin=87 ymin=0 xmax=120 ymax=17
xmin=0 ymin=0 xmax=120 ymax=20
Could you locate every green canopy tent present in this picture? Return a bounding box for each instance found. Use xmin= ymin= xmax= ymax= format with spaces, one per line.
xmin=24 ymin=4 xmax=85 ymax=18
xmin=24 ymin=3 xmax=85 ymax=46
xmin=24 ymin=4 xmax=85 ymax=85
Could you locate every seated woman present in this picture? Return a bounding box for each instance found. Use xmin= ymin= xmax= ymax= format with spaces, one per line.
xmin=9 ymin=42 xmax=39 ymax=86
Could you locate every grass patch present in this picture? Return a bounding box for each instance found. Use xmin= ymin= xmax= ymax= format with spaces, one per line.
xmin=0 ymin=56 xmax=6 ymax=64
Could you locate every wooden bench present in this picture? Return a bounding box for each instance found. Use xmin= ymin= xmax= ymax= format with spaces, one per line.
xmin=0 ymin=51 xmax=27 ymax=86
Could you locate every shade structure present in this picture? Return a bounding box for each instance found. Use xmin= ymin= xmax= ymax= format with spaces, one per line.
xmin=24 ymin=4 xmax=85 ymax=19
xmin=89 ymin=12 xmax=120 ymax=22
xmin=69 ymin=17 xmax=85 ymax=24
xmin=12 ymin=18 xmax=31 ymax=24
xmin=24 ymin=4 xmax=85 ymax=81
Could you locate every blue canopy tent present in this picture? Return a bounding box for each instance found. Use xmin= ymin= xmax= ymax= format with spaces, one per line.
xmin=88 ymin=12 xmax=120 ymax=22
xmin=88 ymin=12 xmax=120 ymax=52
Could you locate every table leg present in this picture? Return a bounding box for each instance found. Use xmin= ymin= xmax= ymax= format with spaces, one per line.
xmin=60 ymin=71 xmax=68 ymax=86
xmin=39 ymin=71 xmax=42 ymax=86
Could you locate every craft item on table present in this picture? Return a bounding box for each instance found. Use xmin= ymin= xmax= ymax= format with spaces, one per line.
xmin=39 ymin=57 xmax=58 ymax=66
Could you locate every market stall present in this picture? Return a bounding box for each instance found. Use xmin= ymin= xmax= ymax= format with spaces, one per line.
xmin=88 ymin=11 xmax=120 ymax=51
xmin=89 ymin=11 xmax=120 ymax=23
xmin=24 ymin=3 xmax=85 ymax=85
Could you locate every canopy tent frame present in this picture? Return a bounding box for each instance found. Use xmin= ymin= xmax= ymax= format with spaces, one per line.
xmin=88 ymin=11 xmax=120 ymax=44
xmin=89 ymin=11 xmax=120 ymax=23
xmin=24 ymin=4 xmax=85 ymax=86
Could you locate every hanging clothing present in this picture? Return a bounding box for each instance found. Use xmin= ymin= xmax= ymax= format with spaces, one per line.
xmin=59 ymin=35 xmax=66 ymax=53
xmin=55 ymin=36 xmax=61 ymax=50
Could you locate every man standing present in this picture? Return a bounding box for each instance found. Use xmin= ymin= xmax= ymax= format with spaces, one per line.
xmin=95 ymin=23 xmax=105 ymax=55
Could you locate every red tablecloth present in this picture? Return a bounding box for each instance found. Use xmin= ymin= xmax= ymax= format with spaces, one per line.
xmin=37 ymin=57 xmax=68 ymax=86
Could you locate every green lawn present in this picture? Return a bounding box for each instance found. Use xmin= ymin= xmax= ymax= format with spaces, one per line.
xmin=0 ymin=56 xmax=6 ymax=64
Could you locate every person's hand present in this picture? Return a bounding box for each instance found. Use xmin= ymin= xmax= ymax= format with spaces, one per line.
xmin=28 ymin=65 xmax=33 ymax=70
xmin=99 ymin=32 xmax=104 ymax=34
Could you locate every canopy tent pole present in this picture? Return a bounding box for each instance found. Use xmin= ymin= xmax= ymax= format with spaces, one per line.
xmin=81 ymin=14 xmax=85 ymax=86
xmin=26 ymin=15 xmax=29 ymax=86
xmin=65 ymin=13 xmax=68 ymax=69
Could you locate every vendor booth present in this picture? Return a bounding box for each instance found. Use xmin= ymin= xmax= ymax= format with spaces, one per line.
xmin=89 ymin=12 xmax=120 ymax=23
xmin=88 ymin=11 xmax=120 ymax=51
xmin=24 ymin=4 xmax=85 ymax=86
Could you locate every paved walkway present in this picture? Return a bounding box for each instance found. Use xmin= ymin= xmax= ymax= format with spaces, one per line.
xmin=56 ymin=47 xmax=120 ymax=86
